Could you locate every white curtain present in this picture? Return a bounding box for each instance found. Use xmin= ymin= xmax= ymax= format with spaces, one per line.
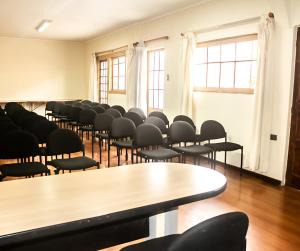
xmin=126 ymin=45 xmax=136 ymax=109
xmin=180 ymin=32 xmax=196 ymax=118
xmin=88 ymin=53 xmax=98 ymax=102
xmin=126 ymin=42 xmax=148 ymax=113
xmin=249 ymin=15 xmax=275 ymax=172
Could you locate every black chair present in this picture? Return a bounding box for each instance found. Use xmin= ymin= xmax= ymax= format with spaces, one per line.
xmin=5 ymin=102 xmax=24 ymax=117
xmin=81 ymin=100 xmax=93 ymax=105
xmin=92 ymin=113 xmax=114 ymax=162
xmin=149 ymin=111 xmax=170 ymax=127
xmin=200 ymin=120 xmax=243 ymax=175
xmin=92 ymin=105 xmax=105 ymax=114
xmin=77 ymin=109 xmax=97 ymax=141
xmin=105 ymin=108 xmax=122 ymax=118
xmin=68 ymin=106 xmax=82 ymax=131
xmin=46 ymin=129 xmax=99 ymax=174
xmin=134 ymin=124 xmax=180 ymax=163
xmin=120 ymin=212 xmax=249 ymax=251
xmin=0 ymin=130 xmax=50 ymax=180
xmin=124 ymin=112 xmax=144 ymax=127
xmin=0 ymin=107 xmax=5 ymax=116
xmin=0 ymin=120 xmax=20 ymax=137
xmin=144 ymin=117 xmax=168 ymax=135
xmin=111 ymin=105 xmax=126 ymax=116
xmin=100 ymin=103 xmax=110 ymax=110
xmin=45 ymin=101 xmax=56 ymax=119
xmin=173 ymin=115 xmax=196 ymax=130
xmin=27 ymin=120 xmax=58 ymax=145
xmin=128 ymin=107 xmax=146 ymax=120
xmin=169 ymin=121 xmax=212 ymax=166
xmin=108 ymin=118 xmax=136 ymax=167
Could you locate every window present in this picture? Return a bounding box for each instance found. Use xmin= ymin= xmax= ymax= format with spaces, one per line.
xmin=99 ymin=60 xmax=108 ymax=104
xmin=147 ymin=49 xmax=165 ymax=112
xmin=97 ymin=51 xmax=126 ymax=101
xmin=194 ymin=34 xmax=257 ymax=94
xmin=112 ymin=56 xmax=126 ymax=91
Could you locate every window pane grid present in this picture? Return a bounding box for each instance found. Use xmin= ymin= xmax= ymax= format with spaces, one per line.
xmin=148 ymin=50 xmax=165 ymax=111
xmin=112 ymin=56 xmax=126 ymax=91
xmin=194 ymin=36 xmax=257 ymax=90
xmin=99 ymin=60 xmax=108 ymax=104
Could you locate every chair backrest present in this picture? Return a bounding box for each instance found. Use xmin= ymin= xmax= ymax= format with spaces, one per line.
xmin=28 ymin=120 xmax=58 ymax=144
xmin=110 ymin=117 xmax=136 ymax=139
xmin=134 ymin=124 xmax=163 ymax=148
xmin=144 ymin=116 xmax=167 ymax=134
xmin=128 ymin=107 xmax=146 ymax=120
xmin=45 ymin=101 xmax=56 ymax=111
xmin=169 ymin=121 xmax=195 ymax=143
xmin=91 ymin=102 xmax=100 ymax=107
xmin=0 ymin=107 xmax=5 ymax=116
xmin=124 ymin=112 xmax=144 ymax=127
xmin=0 ymin=130 xmax=40 ymax=159
xmin=93 ymin=113 xmax=114 ymax=131
xmin=148 ymin=111 xmax=169 ymax=126
xmin=0 ymin=121 xmax=20 ymax=137
xmin=79 ymin=109 xmax=97 ymax=125
xmin=5 ymin=102 xmax=24 ymax=117
xmin=105 ymin=108 xmax=122 ymax=118
xmin=92 ymin=105 xmax=106 ymax=114
xmin=70 ymin=107 xmax=82 ymax=122
xmin=173 ymin=115 xmax=196 ymax=130
xmin=81 ymin=100 xmax=92 ymax=105
xmin=47 ymin=129 xmax=83 ymax=155
xmin=81 ymin=104 xmax=92 ymax=110
xmin=168 ymin=212 xmax=249 ymax=251
xmin=111 ymin=105 xmax=126 ymax=116
xmin=53 ymin=102 xmax=62 ymax=114
xmin=100 ymin=103 xmax=110 ymax=110
xmin=200 ymin=120 xmax=226 ymax=141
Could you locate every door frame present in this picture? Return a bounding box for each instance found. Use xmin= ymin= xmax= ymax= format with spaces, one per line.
xmin=283 ymin=25 xmax=300 ymax=186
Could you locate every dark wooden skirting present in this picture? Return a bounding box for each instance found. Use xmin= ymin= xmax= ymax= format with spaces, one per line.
xmin=200 ymin=156 xmax=281 ymax=186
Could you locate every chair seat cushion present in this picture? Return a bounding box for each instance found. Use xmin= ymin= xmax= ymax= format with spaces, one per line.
xmin=48 ymin=156 xmax=97 ymax=170
xmin=96 ymin=133 xmax=109 ymax=139
xmin=120 ymin=234 xmax=179 ymax=251
xmin=78 ymin=126 xmax=93 ymax=131
xmin=112 ymin=140 xmax=133 ymax=148
xmin=0 ymin=162 xmax=49 ymax=177
xmin=138 ymin=148 xmax=180 ymax=160
xmin=173 ymin=145 xmax=212 ymax=155
xmin=205 ymin=142 xmax=242 ymax=152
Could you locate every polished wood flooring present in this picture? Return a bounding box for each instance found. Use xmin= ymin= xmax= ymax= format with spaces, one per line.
xmin=1 ymin=135 xmax=300 ymax=251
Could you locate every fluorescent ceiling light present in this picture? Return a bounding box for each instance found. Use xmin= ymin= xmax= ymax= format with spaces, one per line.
xmin=35 ymin=20 xmax=52 ymax=32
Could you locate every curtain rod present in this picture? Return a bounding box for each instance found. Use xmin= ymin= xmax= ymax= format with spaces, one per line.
xmin=96 ymin=36 xmax=169 ymax=56
xmin=180 ymin=12 xmax=275 ymax=36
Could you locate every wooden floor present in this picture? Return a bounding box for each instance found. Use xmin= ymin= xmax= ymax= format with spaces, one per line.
xmin=1 ymin=135 xmax=300 ymax=251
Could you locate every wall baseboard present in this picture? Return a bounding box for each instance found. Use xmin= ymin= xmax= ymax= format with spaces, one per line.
xmin=200 ymin=157 xmax=282 ymax=186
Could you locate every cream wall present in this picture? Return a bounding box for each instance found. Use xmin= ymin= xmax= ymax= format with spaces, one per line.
xmin=86 ymin=0 xmax=296 ymax=181
xmin=0 ymin=36 xmax=88 ymax=101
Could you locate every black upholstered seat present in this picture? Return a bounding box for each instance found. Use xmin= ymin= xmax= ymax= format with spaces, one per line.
xmin=121 ymin=212 xmax=249 ymax=251
xmin=0 ymin=162 xmax=49 ymax=177
xmin=139 ymin=148 xmax=180 ymax=160
xmin=48 ymin=156 xmax=97 ymax=171
xmin=173 ymin=145 xmax=212 ymax=155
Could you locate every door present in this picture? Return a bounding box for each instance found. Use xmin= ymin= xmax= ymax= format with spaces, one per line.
xmin=286 ymin=28 xmax=300 ymax=189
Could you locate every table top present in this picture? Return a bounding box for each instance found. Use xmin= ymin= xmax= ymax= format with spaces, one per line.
xmin=0 ymin=163 xmax=226 ymax=242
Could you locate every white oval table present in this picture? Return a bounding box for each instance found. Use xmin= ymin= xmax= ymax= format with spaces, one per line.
xmin=0 ymin=163 xmax=227 ymax=250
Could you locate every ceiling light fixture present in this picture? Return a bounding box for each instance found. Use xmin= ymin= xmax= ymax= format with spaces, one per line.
xmin=35 ymin=20 xmax=52 ymax=32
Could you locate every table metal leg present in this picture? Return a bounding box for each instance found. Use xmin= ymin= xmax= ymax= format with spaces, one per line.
xmin=149 ymin=208 xmax=178 ymax=239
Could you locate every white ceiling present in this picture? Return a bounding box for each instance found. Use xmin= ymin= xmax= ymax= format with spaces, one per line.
xmin=0 ymin=0 xmax=206 ymax=41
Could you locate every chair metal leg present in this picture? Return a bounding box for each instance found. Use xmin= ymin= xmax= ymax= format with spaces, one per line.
xmin=108 ymin=140 xmax=111 ymax=167
xmin=92 ymin=132 xmax=94 ymax=159
xmin=117 ymin=147 xmax=120 ymax=166
xmin=224 ymin=151 xmax=227 ymax=175
xmin=99 ymin=139 xmax=102 ymax=164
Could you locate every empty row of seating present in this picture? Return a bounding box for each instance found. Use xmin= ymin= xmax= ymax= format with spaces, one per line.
xmin=44 ymin=101 xmax=243 ymax=174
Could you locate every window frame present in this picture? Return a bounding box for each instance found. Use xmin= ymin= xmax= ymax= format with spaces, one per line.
xmin=147 ymin=48 xmax=165 ymax=114
xmin=98 ymin=60 xmax=109 ymax=104
xmin=194 ymin=34 xmax=257 ymax=95
xmin=96 ymin=50 xmax=126 ymax=101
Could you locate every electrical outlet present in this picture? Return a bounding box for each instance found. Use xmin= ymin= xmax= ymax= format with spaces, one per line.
xmin=270 ymin=134 xmax=277 ymax=141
